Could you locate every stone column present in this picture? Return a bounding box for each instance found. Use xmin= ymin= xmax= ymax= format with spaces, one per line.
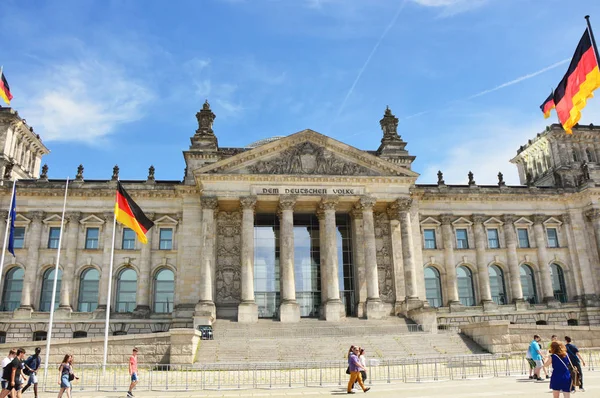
xmin=17 ymin=211 xmax=44 ymax=314
xmin=582 ymin=209 xmax=600 ymax=303
xmin=96 ymin=212 xmax=115 ymax=311
xmin=277 ymin=195 xmax=299 ymax=323
xmin=134 ymin=212 xmax=154 ymax=317
xmin=316 ymin=208 xmax=328 ymax=318
xmin=195 ymin=196 xmax=218 ymax=321
xmin=320 ymin=196 xmax=344 ymax=321
xmin=386 ymin=202 xmax=405 ymax=314
xmin=472 ymin=214 xmax=494 ymax=309
xmin=440 ymin=214 xmax=460 ymax=306
xmin=503 ymin=214 xmax=525 ymax=307
xmin=358 ymin=196 xmax=385 ymax=319
xmin=350 ymin=206 xmax=367 ymax=318
xmin=533 ymin=214 xmax=558 ymax=305
xmin=238 ymin=196 xmax=258 ymax=323
xmin=58 ymin=211 xmax=81 ymax=312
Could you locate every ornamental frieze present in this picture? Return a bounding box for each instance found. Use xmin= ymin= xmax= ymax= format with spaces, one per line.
xmin=374 ymin=211 xmax=395 ymax=304
xmin=215 ymin=211 xmax=242 ymax=304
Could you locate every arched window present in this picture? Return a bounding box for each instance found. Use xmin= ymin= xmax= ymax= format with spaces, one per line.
xmin=489 ymin=265 xmax=507 ymax=305
xmin=116 ymin=269 xmax=137 ymax=313
xmin=424 ymin=267 xmax=443 ymax=307
xmin=78 ymin=268 xmax=100 ymax=312
xmin=457 ymin=266 xmax=475 ymax=306
xmin=1 ymin=267 xmax=24 ymax=311
xmin=154 ymin=269 xmax=174 ymax=313
xmin=586 ymin=147 xmax=595 ymax=162
xmin=520 ymin=265 xmax=537 ymax=304
xmin=39 ymin=268 xmax=62 ymax=312
xmin=550 ymin=263 xmax=567 ymax=303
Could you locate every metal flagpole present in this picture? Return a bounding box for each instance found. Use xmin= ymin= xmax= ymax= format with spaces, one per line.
xmin=585 ymin=16 xmax=600 ymax=64
xmin=43 ymin=178 xmax=69 ymax=383
xmin=102 ymin=189 xmax=118 ymax=371
xmin=0 ymin=180 xmax=16 ymax=296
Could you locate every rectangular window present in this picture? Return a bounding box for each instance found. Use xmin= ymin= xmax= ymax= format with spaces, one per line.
xmin=517 ymin=228 xmax=530 ymax=248
xmin=48 ymin=227 xmax=61 ymax=249
xmin=13 ymin=227 xmax=25 ymax=249
xmin=85 ymin=227 xmax=99 ymax=249
xmin=547 ymin=228 xmax=559 ymax=248
xmin=456 ymin=228 xmax=469 ymax=249
xmin=487 ymin=228 xmax=499 ymax=249
xmin=159 ymin=228 xmax=173 ymax=250
xmin=122 ymin=228 xmax=136 ymax=250
xmin=423 ymin=229 xmax=436 ymax=249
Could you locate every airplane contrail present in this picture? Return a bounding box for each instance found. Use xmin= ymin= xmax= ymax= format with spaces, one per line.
xmin=403 ymin=58 xmax=571 ymax=120
xmin=331 ymin=0 xmax=407 ymax=128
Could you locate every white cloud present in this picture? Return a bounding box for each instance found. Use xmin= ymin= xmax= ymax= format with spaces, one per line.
xmin=22 ymin=60 xmax=154 ymax=144
xmin=410 ymin=0 xmax=487 ymax=17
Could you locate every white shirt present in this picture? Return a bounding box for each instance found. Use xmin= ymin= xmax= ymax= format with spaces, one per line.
xmin=1 ymin=356 xmax=12 ymax=381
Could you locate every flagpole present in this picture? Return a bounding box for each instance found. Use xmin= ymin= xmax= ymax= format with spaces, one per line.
xmin=585 ymin=16 xmax=600 ymax=65
xmin=102 ymin=189 xmax=118 ymax=371
xmin=43 ymin=178 xmax=69 ymax=383
xmin=0 ymin=180 xmax=16 ymax=297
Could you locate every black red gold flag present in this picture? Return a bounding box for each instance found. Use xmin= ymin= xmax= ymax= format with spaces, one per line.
xmin=540 ymin=91 xmax=555 ymax=119
xmin=0 ymin=70 xmax=12 ymax=105
xmin=114 ymin=181 xmax=154 ymax=244
xmin=552 ymin=30 xmax=600 ymax=133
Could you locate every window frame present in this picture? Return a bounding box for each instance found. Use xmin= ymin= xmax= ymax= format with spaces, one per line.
xmin=39 ymin=268 xmax=62 ymax=312
xmin=153 ymin=268 xmax=175 ymax=313
xmin=13 ymin=226 xmax=26 ymax=250
xmin=115 ymin=268 xmax=137 ymax=313
xmin=487 ymin=228 xmax=500 ymax=249
xmin=423 ymin=228 xmax=437 ymax=249
xmin=159 ymin=228 xmax=173 ymax=250
xmin=122 ymin=228 xmax=136 ymax=250
xmin=47 ymin=226 xmax=61 ymax=249
xmin=517 ymin=228 xmax=530 ymax=248
xmin=77 ymin=268 xmax=100 ymax=312
xmin=455 ymin=228 xmax=469 ymax=249
xmin=546 ymin=227 xmax=559 ymax=248
xmin=85 ymin=227 xmax=100 ymax=250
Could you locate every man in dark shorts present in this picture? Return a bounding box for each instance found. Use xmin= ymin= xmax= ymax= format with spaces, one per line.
xmin=0 ymin=348 xmax=27 ymax=398
xmin=21 ymin=347 xmax=41 ymax=397
xmin=565 ymin=336 xmax=586 ymax=392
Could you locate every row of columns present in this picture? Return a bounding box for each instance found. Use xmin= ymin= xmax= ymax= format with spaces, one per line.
xmin=196 ymin=195 xmax=421 ymax=323
xmin=438 ymin=213 xmax=561 ymax=307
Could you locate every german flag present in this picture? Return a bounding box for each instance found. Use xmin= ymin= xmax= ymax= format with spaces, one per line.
xmin=0 ymin=70 xmax=12 ymax=105
xmin=540 ymin=91 xmax=555 ymax=119
xmin=114 ymin=181 xmax=154 ymax=244
xmin=552 ymin=30 xmax=600 ymax=133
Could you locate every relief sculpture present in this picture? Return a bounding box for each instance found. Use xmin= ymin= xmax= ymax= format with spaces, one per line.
xmin=247 ymin=142 xmax=377 ymax=176
xmin=374 ymin=212 xmax=395 ymax=303
xmin=215 ymin=211 xmax=242 ymax=304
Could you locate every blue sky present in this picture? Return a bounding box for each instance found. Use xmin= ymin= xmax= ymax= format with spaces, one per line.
xmin=3 ymin=0 xmax=600 ymax=184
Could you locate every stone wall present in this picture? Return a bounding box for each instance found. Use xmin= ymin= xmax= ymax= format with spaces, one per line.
xmin=461 ymin=320 xmax=600 ymax=354
xmin=0 ymin=328 xmax=201 ymax=365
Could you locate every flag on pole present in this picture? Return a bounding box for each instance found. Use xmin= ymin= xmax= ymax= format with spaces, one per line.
xmin=7 ymin=185 xmax=16 ymax=256
xmin=551 ymin=29 xmax=600 ymax=133
xmin=0 ymin=69 xmax=12 ymax=105
xmin=114 ymin=181 xmax=154 ymax=244
xmin=540 ymin=91 xmax=555 ymax=119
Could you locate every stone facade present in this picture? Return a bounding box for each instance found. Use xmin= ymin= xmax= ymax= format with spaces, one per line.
xmin=0 ymin=104 xmax=600 ymax=343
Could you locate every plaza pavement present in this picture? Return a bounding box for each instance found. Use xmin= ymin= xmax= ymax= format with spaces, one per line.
xmin=33 ymin=371 xmax=599 ymax=397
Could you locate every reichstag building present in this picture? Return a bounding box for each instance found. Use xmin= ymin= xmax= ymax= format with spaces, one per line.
xmin=0 ymin=102 xmax=599 ymax=343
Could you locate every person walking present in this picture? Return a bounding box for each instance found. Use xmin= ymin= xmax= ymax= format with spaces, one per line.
xmin=544 ymin=341 xmax=572 ymax=398
xmin=127 ymin=348 xmax=139 ymax=398
xmin=0 ymin=348 xmax=27 ymax=398
xmin=57 ymin=354 xmax=76 ymax=398
xmin=21 ymin=347 xmax=41 ymax=398
xmin=358 ymin=348 xmax=368 ymax=386
xmin=529 ymin=335 xmax=545 ymax=381
xmin=0 ymin=349 xmax=16 ymax=391
xmin=565 ymin=336 xmax=585 ymax=392
xmin=347 ymin=346 xmax=369 ymax=394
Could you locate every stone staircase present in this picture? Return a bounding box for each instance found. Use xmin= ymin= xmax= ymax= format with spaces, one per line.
xmin=195 ymin=317 xmax=487 ymax=364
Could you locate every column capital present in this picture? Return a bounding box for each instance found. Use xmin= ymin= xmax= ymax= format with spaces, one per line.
xmin=358 ymin=196 xmax=377 ymax=211
xmin=319 ymin=195 xmax=338 ymax=211
xmin=66 ymin=211 xmax=81 ymax=223
xmin=102 ymin=211 xmax=114 ymax=223
xmin=0 ymin=211 xmax=7 ymax=220
xmin=28 ymin=211 xmax=44 ymax=222
xmin=532 ymin=214 xmax=547 ymax=225
xmin=350 ymin=205 xmax=363 ymax=220
xmin=502 ymin=214 xmax=517 ymax=224
xmin=145 ymin=212 xmax=155 ymax=221
xmin=240 ymin=196 xmax=257 ymax=210
xmin=278 ymin=195 xmax=297 ymax=212
xmin=395 ymin=197 xmax=412 ymax=211
xmin=201 ymin=196 xmax=219 ymax=210
xmin=440 ymin=213 xmax=455 ymax=225
xmin=585 ymin=208 xmax=600 ymax=221
xmin=472 ymin=214 xmax=486 ymax=225
xmin=562 ymin=213 xmax=571 ymax=224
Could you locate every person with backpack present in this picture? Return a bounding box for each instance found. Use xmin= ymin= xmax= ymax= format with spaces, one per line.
xmin=21 ymin=347 xmax=41 ymax=398
xmin=565 ymin=336 xmax=586 ymax=392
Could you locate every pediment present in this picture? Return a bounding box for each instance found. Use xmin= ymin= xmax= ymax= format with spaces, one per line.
xmin=42 ymin=214 xmax=63 ymax=225
xmin=80 ymin=215 xmax=105 ymax=225
xmin=543 ymin=217 xmax=562 ymax=226
xmin=15 ymin=214 xmax=31 ymax=224
xmin=452 ymin=217 xmax=472 ymax=226
xmin=154 ymin=215 xmax=179 ymax=225
xmin=514 ymin=217 xmax=533 ymax=225
xmin=420 ymin=216 xmax=441 ymax=226
xmin=484 ymin=217 xmax=504 ymax=226
xmin=194 ymin=129 xmax=419 ymax=178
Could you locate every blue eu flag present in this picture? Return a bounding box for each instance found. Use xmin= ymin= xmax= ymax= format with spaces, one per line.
xmin=7 ymin=185 xmax=16 ymax=256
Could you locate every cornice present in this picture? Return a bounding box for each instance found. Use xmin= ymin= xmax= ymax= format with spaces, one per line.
xmin=196 ymin=173 xmax=416 ymax=184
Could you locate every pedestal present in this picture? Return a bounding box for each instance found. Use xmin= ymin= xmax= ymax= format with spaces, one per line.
xmin=514 ymin=299 xmax=529 ymax=311
xmin=132 ymin=305 xmax=151 ymax=318
xmin=279 ymin=301 xmax=300 ymax=323
xmin=365 ymin=298 xmax=386 ymax=320
xmin=544 ymin=297 xmax=561 ymax=308
xmin=193 ymin=301 xmax=216 ymax=328
xmin=324 ymin=300 xmax=345 ymax=321
xmin=401 ymin=297 xmax=424 ymax=314
xmin=237 ymin=301 xmax=258 ymax=323
xmin=448 ymin=301 xmax=464 ymax=312
xmin=54 ymin=306 xmax=73 ymax=319
xmin=482 ymin=300 xmax=498 ymax=312
xmin=13 ymin=306 xmax=33 ymax=319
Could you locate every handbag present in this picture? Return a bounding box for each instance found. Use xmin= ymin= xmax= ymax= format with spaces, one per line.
xmin=345 ymin=367 xmax=350 ymax=375
xmin=554 ymin=354 xmax=579 ymax=389
xmin=68 ymin=373 xmax=75 ymax=381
